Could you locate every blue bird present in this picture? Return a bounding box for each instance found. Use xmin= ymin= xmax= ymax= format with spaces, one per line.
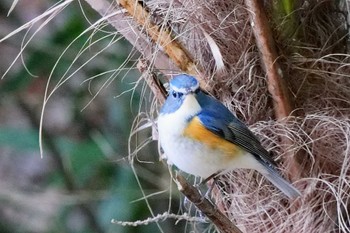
xmin=158 ymin=74 xmax=301 ymax=199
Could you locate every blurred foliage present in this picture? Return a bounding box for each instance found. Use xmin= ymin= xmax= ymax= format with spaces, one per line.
xmin=0 ymin=0 xmax=183 ymax=233
xmin=271 ymin=0 xmax=299 ymax=48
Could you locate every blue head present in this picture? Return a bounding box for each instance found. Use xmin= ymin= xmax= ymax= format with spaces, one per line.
xmin=160 ymin=74 xmax=200 ymax=114
xmin=160 ymin=74 xmax=237 ymax=124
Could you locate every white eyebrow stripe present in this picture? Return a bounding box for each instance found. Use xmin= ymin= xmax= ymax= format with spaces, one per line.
xmin=171 ymin=83 xmax=199 ymax=93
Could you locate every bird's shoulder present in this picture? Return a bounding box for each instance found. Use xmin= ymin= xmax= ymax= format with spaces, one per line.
xmin=191 ymin=94 xmax=278 ymax=167
xmin=183 ymin=115 xmax=242 ymax=154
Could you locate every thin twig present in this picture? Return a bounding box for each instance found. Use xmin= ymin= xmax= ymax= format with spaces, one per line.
xmin=244 ymin=0 xmax=301 ymax=181
xmin=176 ymin=175 xmax=243 ymax=233
xmin=137 ymin=59 xmax=167 ymax=103
xmin=111 ymin=211 xmax=206 ymax=226
xmin=244 ymin=0 xmax=292 ymax=118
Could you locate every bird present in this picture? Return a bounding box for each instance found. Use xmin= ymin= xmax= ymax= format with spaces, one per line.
xmin=157 ymin=74 xmax=301 ymax=199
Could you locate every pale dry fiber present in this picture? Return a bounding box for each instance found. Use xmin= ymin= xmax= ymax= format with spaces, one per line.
xmin=2 ymin=0 xmax=350 ymax=232
xmin=124 ymin=0 xmax=350 ymax=232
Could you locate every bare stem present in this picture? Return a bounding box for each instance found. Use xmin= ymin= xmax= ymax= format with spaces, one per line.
xmin=137 ymin=59 xmax=167 ymax=103
xmin=117 ymin=0 xmax=202 ymax=77
xmin=84 ymin=0 xmax=208 ymax=88
xmin=176 ymin=175 xmax=243 ymax=233
xmin=244 ymin=0 xmax=292 ymax=118
xmin=85 ymin=0 xmax=180 ymax=76
xmin=244 ymin=0 xmax=301 ymax=181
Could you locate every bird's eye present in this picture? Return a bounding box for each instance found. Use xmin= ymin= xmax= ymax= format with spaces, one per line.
xmin=172 ymin=91 xmax=183 ymax=98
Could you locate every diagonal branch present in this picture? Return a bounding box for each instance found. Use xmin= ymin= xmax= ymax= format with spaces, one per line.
xmin=84 ymin=0 xmax=179 ymax=76
xmin=137 ymin=59 xmax=167 ymax=103
xmin=85 ymin=0 xmax=208 ymax=88
xmin=244 ymin=0 xmax=292 ymax=119
xmin=244 ymin=0 xmax=301 ymax=181
xmin=176 ymin=175 xmax=243 ymax=233
xmin=117 ymin=0 xmax=201 ymax=76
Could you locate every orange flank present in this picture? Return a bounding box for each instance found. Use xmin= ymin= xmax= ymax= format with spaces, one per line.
xmin=183 ymin=117 xmax=242 ymax=157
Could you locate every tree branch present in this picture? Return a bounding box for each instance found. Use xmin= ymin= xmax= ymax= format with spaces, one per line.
xmin=244 ymin=0 xmax=292 ymax=118
xmin=84 ymin=0 xmax=208 ymax=88
xmin=137 ymin=59 xmax=167 ymax=103
xmin=176 ymin=175 xmax=243 ymax=233
xmin=85 ymin=0 xmax=179 ymax=75
xmin=244 ymin=0 xmax=301 ymax=181
xmin=117 ymin=0 xmax=199 ymax=73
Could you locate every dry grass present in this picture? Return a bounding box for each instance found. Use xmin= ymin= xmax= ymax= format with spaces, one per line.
xmin=136 ymin=0 xmax=350 ymax=232
xmin=2 ymin=0 xmax=350 ymax=232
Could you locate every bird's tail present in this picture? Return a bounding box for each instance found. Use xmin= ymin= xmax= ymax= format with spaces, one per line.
xmin=261 ymin=165 xmax=301 ymax=199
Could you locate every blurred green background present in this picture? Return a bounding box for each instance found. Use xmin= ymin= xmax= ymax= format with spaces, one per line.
xmin=0 ymin=0 xmax=188 ymax=232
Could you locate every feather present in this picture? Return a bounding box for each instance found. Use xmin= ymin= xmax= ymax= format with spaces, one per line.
xmin=183 ymin=116 xmax=243 ymax=156
xmin=193 ymin=92 xmax=300 ymax=198
xmin=202 ymin=30 xmax=225 ymax=73
xmin=257 ymin=157 xmax=301 ymax=199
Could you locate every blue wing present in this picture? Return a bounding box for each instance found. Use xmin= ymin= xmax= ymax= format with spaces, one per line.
xmin=195 ymin=91 xmax=277 ymax=167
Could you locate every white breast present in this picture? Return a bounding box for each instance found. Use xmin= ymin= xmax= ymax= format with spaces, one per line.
xmin=158 ymin=95 xmax=254 ymax=178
